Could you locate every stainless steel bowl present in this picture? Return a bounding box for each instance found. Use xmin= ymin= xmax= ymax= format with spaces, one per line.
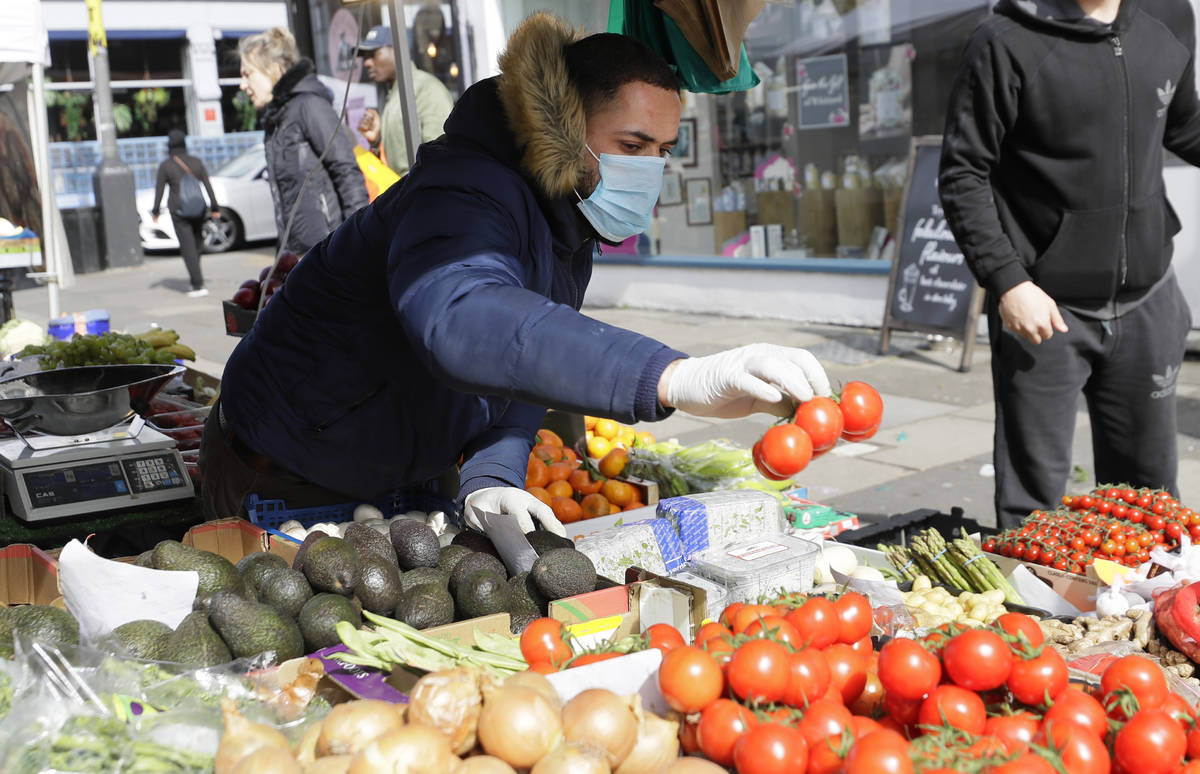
xmin=0 ymin=363 xmax=186 ymax=435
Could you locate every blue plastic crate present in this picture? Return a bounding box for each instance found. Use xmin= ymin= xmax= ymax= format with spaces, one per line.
xmin=246 ymin=488 xmax=457 ymax=544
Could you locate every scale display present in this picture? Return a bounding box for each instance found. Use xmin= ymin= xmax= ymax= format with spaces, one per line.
xmin=20 ymin=453 xmax=185 ymax=508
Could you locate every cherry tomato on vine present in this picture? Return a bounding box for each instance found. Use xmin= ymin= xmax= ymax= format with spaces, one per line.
xmin=833 ymin=592 xmax=872 ymax=644
xmin=733 ymin=722 xmax=809 ymax=774
xmin=843 ymin=730 xmax=913 ymax=774
xmin=1101 ymin=654 xmax=1168 ymax=719
xmin=878 ymin=638 xmax=940 ymax=700
xmin=839 ymin=381 xmax=884 ymax=440
xmin=728 ymin=639 xmax=790 ymax=704
xmin=918 ymin=685 xmax=986 ymax=735
xmin=784 ymin=647 xmax=831 ymax=708
xmin=984 ymin=713 xmax=1039 ymax=755
xmin=658 ymin=645 xmax=724 ymax=713
xmin=794 ymin=396 xmax=845 ymax=453
xmin=519 ymin=617 xmax=571 ymax=666
xmin=1007 ymin=649 xmax=1068 ymax=707
xmin=943 ymin=630 xmax=1012 ymax=691
xmin=1114 ymin=709 xmax=1186 ymax=774
xmin=645 ymin=623 xmax=685 ymax=654
xmin=756 ymin=424 xmax=813 ymax=478
xmin=1043 ymin=688 xmax=1108 ymax=738
xmin=785 ymin=596 xmax=840 ymax=649
xmin=698 ymin=699 xmax=758 ymax=768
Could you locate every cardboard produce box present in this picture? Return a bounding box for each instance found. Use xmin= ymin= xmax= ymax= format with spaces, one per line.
xmin=0 ymin=543 xmax=60 ymax=606
xmin=182 ymin=518 xmax=299 ymax=565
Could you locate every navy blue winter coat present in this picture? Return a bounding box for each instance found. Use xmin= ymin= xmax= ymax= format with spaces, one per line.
xmin=219 ymin=15 xmax=683 ymax=504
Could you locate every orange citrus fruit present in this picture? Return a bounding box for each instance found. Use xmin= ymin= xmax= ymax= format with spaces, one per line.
xmin=594 ymin=418 xmax=619 ymax=440
xmin=527 ymin=486 xmax=552 ymax=506
xmin=546 ymin=479 xmax=573 ymax=499
xmin=580 ymin=493 xmax=611 ymax=520
xmin=551 ymin=496 xmax=584 ymax=524
xmin=600 ymin=479 xmax=636 ymax=507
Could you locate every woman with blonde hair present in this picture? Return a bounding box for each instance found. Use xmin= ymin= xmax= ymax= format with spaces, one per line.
xmin=238 ymin=27 xmax=367 ymax=255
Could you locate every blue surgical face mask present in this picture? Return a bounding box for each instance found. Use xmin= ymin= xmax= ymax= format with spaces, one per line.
xmin=575 ymin=145 xmax=666 ymax=242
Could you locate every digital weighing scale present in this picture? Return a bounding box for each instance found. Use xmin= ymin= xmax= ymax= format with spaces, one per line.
xmin=0 ymin=363 xmax=196 ymax=521
xmin=0 ymin=419 xmax=193 ymax=521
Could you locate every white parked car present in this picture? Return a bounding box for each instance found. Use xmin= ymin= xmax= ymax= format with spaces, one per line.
xmin=136 ymin=144 xmax=276 ymax=253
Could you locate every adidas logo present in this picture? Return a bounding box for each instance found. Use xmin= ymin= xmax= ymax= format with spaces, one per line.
xmin=1157 ymin=79 xmax=1176 ymax=117
xmin=1151 ymin=363 xmax=1178 ymax=399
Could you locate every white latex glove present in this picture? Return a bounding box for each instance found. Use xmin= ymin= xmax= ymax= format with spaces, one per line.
xmin=663 ymin=343 xmax=832 ymax=418
xmin=464 ymin=486 xmax=565 ymax=537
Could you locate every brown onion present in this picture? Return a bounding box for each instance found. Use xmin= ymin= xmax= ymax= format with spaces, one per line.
xmin=477 ymin=686 xmax=563 ymax=768
xmin=665 ymin=758 xmax=727 ymax=774
xmin=232 ymin=746 xmax=302 ymax=774
xmin=561 ymin=689 xmax=638 ymax=768
xmin=504 ymin=670 xmax=561 ymax=710
xmin=530 ymin=742 xmax=611 ymax=774
xmin=454 ymin=755 xmax=519 ymax=774
xmin=294 ymin=722 xmax=322 ymax=765
xmin=317 ymin=699 xmax=406 ymax=757
xmin=215 ymin=698 xmax=293 ymax=774
xmin=407 ymin=668 xmax=484 ymax=755
xmin=614 ymin=697 xmax=679 ymax=774
xmin=346 ymin=725 xmax=461 ymax=774
xmin=301 ymin=756 xmax=352 ymax=774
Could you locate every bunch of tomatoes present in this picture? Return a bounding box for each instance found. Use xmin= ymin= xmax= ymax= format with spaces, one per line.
xmin=984 ymin=485 xmax=1194 ymax=573
xmin=642 ymin=593 xmax=1199 ymax=774
xmin=753 ymin=381 xmax=883 ymax=481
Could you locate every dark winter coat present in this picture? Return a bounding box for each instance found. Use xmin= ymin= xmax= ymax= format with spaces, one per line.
xmin=261 ymin=59 xmax=368 ymax=255
xmin=939 ymin=0 xmax=1200 ymax=314
xmin=219 ymin=15 xmax=683 ymax=503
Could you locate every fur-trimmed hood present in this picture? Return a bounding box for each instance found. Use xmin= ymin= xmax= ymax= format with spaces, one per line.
xmin=496 ymin=13 xmax=588 ymax=200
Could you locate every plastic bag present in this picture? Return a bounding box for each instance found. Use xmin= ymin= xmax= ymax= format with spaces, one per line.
xmin=625 ymin=439 xmax=791 ymax=499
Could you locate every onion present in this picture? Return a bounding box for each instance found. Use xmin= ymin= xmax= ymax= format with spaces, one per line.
xmin=232 ymin=746 xmax=302 ymax=774
xmin=504 ymin=670 xmax=561 ymax=710
xmin=346 ymin=725 xmax=461 ymax=774
xmin=454 ymin=756 xmax=519 ymax=774
xmin=354 ymin=504 xmax=384 ymax=522
xmin=317 ymin=699 xmax=406 ymax=757
xmin=407 ymin=668 xmax=485 ymax=755
xmin=302 ymin=756 xmax=353 ymax=774
xmin=613 ymin=697 xmax=679 ymax=774
xmin=294 ymin=723 xmax=322 ymax=765
xmin=215 ymin=698 xmax=293 ymax=774
xmin=664 ymin=758 xmax=728 ymax=774
xmin=561 ymin=689 xmax=638 ymax=768
xmin=530 ymin=742 xmax=611 ymax=774
xmin=477 ymin=686 xmax=562 ymax=767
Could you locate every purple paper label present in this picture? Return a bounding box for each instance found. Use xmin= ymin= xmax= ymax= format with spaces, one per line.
xmin=311 ymin=645 xmax=408 ymax=704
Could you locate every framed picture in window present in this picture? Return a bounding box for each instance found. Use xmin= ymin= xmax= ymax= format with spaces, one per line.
xmin=685 ymin=178 xmax=712 ymax=225
xmin=659 ymin=171 xmax=683 ymax=206
xmin=676 ymin=118 xmax=698 ymax=167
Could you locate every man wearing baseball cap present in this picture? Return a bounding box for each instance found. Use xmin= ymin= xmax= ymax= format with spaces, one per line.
xmin=357 ymin=24 xmax=455 ymax=176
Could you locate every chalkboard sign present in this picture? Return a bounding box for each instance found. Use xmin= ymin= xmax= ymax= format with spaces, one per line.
xmin=795 ymin=54 xmax=850 ymax=129
xmin=879 ymin=136 xmax=984 ymax=372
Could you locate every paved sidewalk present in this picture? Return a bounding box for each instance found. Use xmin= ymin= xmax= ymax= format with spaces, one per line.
xmin=13 ymin=244 xmax=1200 ymax=529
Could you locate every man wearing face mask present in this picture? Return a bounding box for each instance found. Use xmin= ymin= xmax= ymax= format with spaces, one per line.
xmin=202 ymin=14 xmax=832 ymax=535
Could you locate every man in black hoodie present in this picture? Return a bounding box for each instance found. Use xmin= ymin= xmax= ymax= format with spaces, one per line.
xmin=940 ymin=0 xmax=1200 ymax=529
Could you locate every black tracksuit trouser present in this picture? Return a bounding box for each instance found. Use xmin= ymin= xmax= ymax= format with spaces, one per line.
xmin=988 ymin=274 xmax=1191 ymax=530
xmin=171 ymin=214 xmax=206 ymax=290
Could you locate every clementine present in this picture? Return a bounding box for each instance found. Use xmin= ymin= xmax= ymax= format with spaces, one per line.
xmin=580 ymin=493 xmax=611 ymax=520
xmin=551 ymin=496 xmax=584 ymax=524
xmin=545 ymin=479 xmax=573 ymax=499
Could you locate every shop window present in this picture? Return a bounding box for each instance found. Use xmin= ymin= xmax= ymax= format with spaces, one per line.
xmin=107 ymin=39 xmax=186 ymax=81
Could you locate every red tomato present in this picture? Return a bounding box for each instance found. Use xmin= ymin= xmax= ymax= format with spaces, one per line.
xmin=995 ymin=612 xmax=1045 ymax=647
xmin=658 ymin=645 xmax=724 ymax=713
xmin=797 ymin=699 xmax=854 ymax=749
xmin=645 ymin=623 xmax=685 ymax=654
xmin=806 ymin=735 xmax=849 ymax=774
xmin=519 ymin=617 xmax=571 ymax=667
xmin=744 ymin=616 xmax=803 ymax=648
xmin=758 ymin=424 xmax=814 ymax=477
xmin=569 ymin=652 xmax=621 ymax=668
xmin=733 ymin=723 xmax=809 ymax=774
xmin=849 ymin=635 xmax=873 ymax=658
xmin=839 ymin=381 xmax=884 ymax=439
xmin=984 ymin=713 xmax=1039 ymax=754
xmin=990 ymin=754 xmax=1059 ymax=774
xmin=1043 ymin=688 xmax=1109 ymax=739
xmin=732 ymin=604 xmax=776 ymax=635
xmin=883 ymin=692 xmax=923 ymax=726
xmin=843 ymin=730 xmax=913 ymax=774
xmin=918 ymin=685 xmax=986 ymax=736
xmin=785 ymin=597 xmax=840 ymax=649
xmin=679 ymin=717 xmax=701 ymax=754
xmin=1039 ymin=721 xmax=1111 ymax=774
xmin=721 ymin=602 xmax=746 ymax=628
xmin=878 ymin=638 xmax=941 ymax=700
xmin=851 ymin=671 xmax=886 ymax=716
xmin=851 ymin=716 xmax=881 ymax=739
xmin=1188 ymin=724 xmax=1200 ymax=758
xmin=794 ymin=397 xmax=845 ymax=452
xmin=752 ymin=442 xmax=792 ymax=481
xmin=943 ymin=630 xmax=1013 ymax=691
xmin=698 ymin=699 xmax=758 ymax=768
xmin=784 ymin=648 xmax=831 ymax=708
xmin=833 ymin=592 xmax=873 ymax=644
xmin=1114 ymin=709 xmax=1187 ymax=774
xmin=1101 ymin=655 xmax=1169 ymax=719
xmin=823 ymin=643 xmax=867 ymax=705
xmin=1007 ymin=649 xmax=1069 ymax=707
xmin=695 ymin=621 xmax=733 ymax=646
xmin=728 ymin=639 xmax=791 ymax=704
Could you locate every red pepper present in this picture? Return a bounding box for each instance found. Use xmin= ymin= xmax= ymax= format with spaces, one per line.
xmin=1171 ymin=581 xmax=1200 ymax=642
xmin=1156 ymin=581 xmax=1200 ymax=663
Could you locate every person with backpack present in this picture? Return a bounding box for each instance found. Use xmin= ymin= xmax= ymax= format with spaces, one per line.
xmin=151 ymin=129 xmax=219 ymax=297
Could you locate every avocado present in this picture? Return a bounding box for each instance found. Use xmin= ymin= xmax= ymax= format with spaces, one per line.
xmin=107 ymin=619 xmax=172 ymax=660
xmin=394 ymin=584 xmax=455 ymax=630
xmin=7 ymin=605 xmax=79 ymax=647
xmin=525 ymin=530 xmax=574 ymax=556
xmin=258 ymin=568 xmax=314 ymax=620
xmin=449 ymin=552 xmax=507 ymax=595
xmin=530 ymin=548 xmax=596 ymax=601
xmin=509 ymin=610 xmax=541 ymax=635
xmin=389 ymin=519 xmax=441 ymax=570
xmin=507 ymin=572 xmax=550 ymax=617
xmin=454 ymin=569 xmax=510 ymax=621
xmin=354 ymin=559 xmax=404 ymax=614
xmin=237 ymin=552 xmax=290 ymax=597
xmin=436 ymin=544 xmax=473 ymax=575
xmin=451 ymin=529 xmax=501 ymax=559
xmin=292 ymin=529 xmax=333 ymax=571
xmin=206 ymin=591 xmax=305 ymax=662
xmin=163 ymin=611 xmax=232 ymax=667
xmin=400 ymin=567 xmax=450 ymax=594
xmin=343 ymin=523 xmax=399 ymax=567
xmin=298 ymin=593 xmax=362 ymax=652
xmin=301 ymin=537 xmax=361 ymax=595
xmin=151 ymin=540 xmax=246 ymax=599
xmin=134 ymin=550 xmax=156 ymax=568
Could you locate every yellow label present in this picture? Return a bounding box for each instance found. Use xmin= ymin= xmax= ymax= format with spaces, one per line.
xmin=1090 ymin=558 xmax=1131 ymax=585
